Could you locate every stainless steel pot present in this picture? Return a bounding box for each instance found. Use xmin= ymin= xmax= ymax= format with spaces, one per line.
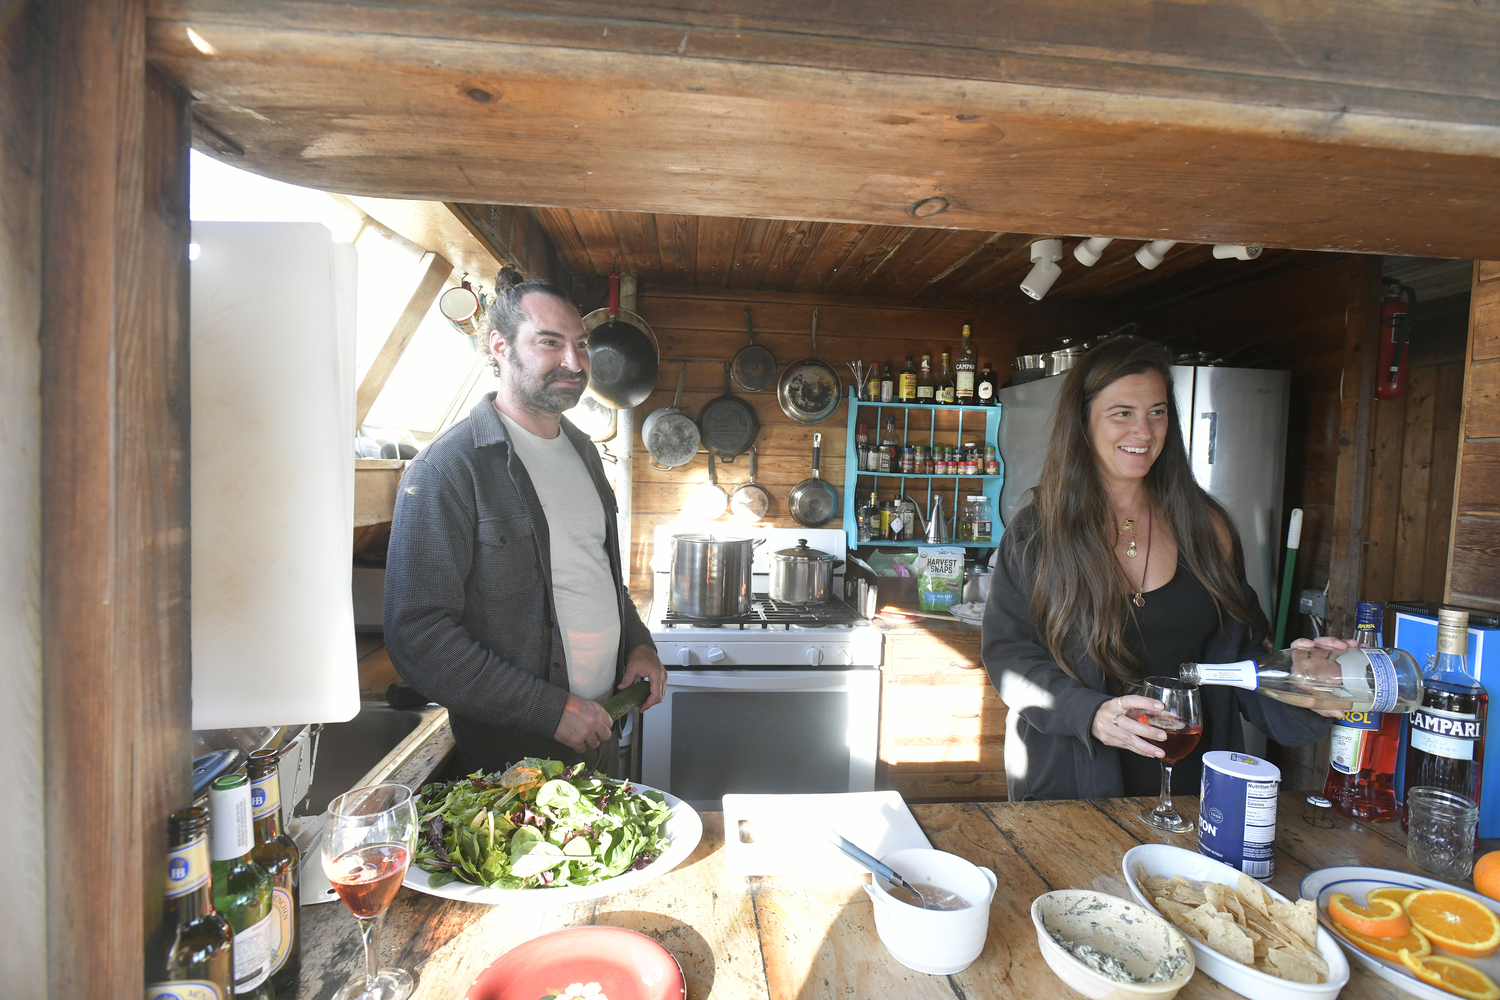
xmin=668 ymin=533 xmax=761 ymax=618
xmin=768 ymin=538 xmax=842 ymax=604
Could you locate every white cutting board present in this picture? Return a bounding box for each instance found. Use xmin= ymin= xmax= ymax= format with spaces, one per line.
xmin=721 ymin=791 xmax=931 ymax=877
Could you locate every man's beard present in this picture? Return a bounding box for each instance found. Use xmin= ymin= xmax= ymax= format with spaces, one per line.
xmin=508 ymin=361 xmax=588 ymax=414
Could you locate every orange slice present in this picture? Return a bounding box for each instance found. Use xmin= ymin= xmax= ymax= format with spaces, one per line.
xmin=1406 ymin=889 xmax=1500 ymax=958
xmin=1329 ymin=892 xmax=1412 ymax=937
xmin=1333 ymin=921 xmax=1431 ymax=962
xmin=1370 ymin=886 xmax=1422 ymax=908
xmin=1398 ymin=949 xmax=1500 ymax=1000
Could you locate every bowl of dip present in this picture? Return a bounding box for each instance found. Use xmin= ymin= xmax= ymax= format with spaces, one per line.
xmin=1032 ymin=890 xmax=1195 ymax=999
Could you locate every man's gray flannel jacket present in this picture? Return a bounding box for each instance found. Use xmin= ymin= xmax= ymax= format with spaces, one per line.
xmin=383 ymin=393 xmax=655 ymax=774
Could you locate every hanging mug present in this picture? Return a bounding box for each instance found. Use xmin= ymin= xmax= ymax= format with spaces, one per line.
xmin=440 ymin=279 xmax=483 ymax=336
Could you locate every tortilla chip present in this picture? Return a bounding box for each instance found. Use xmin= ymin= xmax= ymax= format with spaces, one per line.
xmin=1200 ymin=911 xmax=1255 ymax=966
xmin=1270 ymin=898 xmax=1319 ymax=949
xmin=1265 ymin=945 xmax=1327 ymax=984
xmin=1236 ymin=873 xmax=1272 ymax=918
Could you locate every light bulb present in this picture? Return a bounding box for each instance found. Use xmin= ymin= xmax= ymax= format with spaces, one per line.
xmin=1212 ymin=244 xmax=1262 ymax=260
xmin=1073 ymin=237 xmax=1113 ymax=266
xmin=1135 ymin=240 xmax=1177 ymax=270
xmin=1020 ymin=239 xmax=1065 ymax=301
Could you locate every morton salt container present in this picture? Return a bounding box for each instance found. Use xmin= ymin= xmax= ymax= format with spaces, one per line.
xmin=1198 ymin=750 xmax=1281 ymax=880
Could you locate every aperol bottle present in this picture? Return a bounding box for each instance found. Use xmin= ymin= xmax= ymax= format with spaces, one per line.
xmin=1324 ymin=602 xmax=1402 ymax=821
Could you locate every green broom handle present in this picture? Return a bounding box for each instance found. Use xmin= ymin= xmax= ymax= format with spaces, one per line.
xmin=1273 ymin=508 xmax=1303 ymax=649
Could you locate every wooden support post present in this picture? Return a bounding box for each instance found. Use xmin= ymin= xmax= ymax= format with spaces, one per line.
xmin=354 ymin=250 xmax=453 ymax=431
xmin=40 ymin=1 xmax=193 ymax=995
xmin=1445 ymin=261 xmax=1500 ymax=613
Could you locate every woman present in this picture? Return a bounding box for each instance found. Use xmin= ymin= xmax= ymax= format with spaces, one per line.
xmin=982 ymin=336 xmax=1337 ymax=801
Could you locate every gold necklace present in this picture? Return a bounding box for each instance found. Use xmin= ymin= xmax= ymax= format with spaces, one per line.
xmin=1121 ymin=517 xmax=1138 ymax=558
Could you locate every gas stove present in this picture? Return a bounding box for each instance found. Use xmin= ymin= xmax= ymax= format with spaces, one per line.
xmin=647 ymin=525 xmax=883 ymax=668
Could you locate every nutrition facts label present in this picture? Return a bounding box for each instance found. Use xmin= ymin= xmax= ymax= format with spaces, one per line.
xmin=1242 ymin=780 xmax=1279 ymax=878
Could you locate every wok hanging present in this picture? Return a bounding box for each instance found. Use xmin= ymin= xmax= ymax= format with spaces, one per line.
xmin=583 ymin=272 xmax=659 ymax=409
xmin=731 ymin=306 xmax=777 ymax=392
xmin=789 ymin=432 xmax=840 ymax=527
xmin=698 ymin=360 xmax=760 ymax=462
xmin=776 ymin=308 xmax=842 ymax=424
xmin=640 ymin=361 xmax=700 ymax=471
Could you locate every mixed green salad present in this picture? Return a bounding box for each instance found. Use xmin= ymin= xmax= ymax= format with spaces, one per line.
xmin=412 ymin=758 xmax=673 ymax=889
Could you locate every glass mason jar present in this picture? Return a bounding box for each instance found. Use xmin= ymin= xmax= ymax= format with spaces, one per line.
xmin=964 ymin=496 xmax=992 ymax=543
xmin=1406 ymin=786 xmax=1479 ymax=879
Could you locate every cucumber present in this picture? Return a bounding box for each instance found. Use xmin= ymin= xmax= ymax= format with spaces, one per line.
xmin=602 ymin=680 xmax=651 ymax=721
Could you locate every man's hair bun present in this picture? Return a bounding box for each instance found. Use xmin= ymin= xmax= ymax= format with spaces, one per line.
xmin=494 ymin=267 xmax=526 ymax=293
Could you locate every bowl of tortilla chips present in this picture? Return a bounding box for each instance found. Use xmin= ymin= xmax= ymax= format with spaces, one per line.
xmin=1123 ymin=844 xmax=1349 ymax=1000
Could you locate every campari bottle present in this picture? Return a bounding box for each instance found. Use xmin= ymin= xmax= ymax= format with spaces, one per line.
xmin=1402 ymin=607 xmax=1487 ymax=830
xmin=1324 ymin=602 xmax=1403 ymax=821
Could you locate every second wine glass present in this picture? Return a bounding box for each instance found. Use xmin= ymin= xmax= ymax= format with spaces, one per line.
xmin=1136 ymin=677 xmax=1203 ymax=834
xmin=323 ymin=782 xmax=418 ymax=1000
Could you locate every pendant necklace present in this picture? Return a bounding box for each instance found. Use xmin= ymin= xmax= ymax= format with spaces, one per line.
xmin=1129 ymin=507 xmax=1152 ymax=607
xmin=1122 ymin=517 xmax=1138 ymax=558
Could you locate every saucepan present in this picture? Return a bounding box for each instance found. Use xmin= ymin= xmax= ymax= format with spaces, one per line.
xmin=768 ymin=538 xmax=844 ymax=604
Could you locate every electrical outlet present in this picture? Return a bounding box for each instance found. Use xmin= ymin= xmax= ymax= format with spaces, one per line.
xmin=1299 ymin=589 xmax=1328 ymax=618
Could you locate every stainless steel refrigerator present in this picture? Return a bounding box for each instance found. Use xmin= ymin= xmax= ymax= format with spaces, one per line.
xmin=997 ymin=365 xmax=1291 ymax=621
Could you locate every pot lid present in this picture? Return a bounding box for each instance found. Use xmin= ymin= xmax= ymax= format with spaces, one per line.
xmin=773 ymin=538 xmax=834 ymax=561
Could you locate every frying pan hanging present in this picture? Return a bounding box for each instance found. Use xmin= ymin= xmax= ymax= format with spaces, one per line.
xmin=699 ymin=360 xmax=760 ymax=462
xmin=729 ymin=445 xmax=772 ymax=522
xmin=640 ymin=361 xmax=700 ymax=471
xmin=731 ymin=306 xmax=777 ymax=392
xmin=789 ymin=432 xmax=840 ymax=527
xmin=776 ymin=308 xmax=842 ymax=424
xmin=682 ymin=450 xmax=729 ymax=521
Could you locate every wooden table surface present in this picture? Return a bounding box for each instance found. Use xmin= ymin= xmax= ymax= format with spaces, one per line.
xmin=293 ymin=791 xmax=1463 ymax=999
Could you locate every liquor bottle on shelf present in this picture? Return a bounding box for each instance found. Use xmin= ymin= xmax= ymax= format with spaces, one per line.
xmin=248 ymin=749 xmax=301 ymax=994
xmin=208 ymin=774 xmax=276 ymax=999
xmin=936 ymin=352 xmax=955 ymax=404
xmin=865 ymin=362 xmax=882 ymax=403
xmin=1180 ymin=644 xmax=1424 ymax=714
xmin=916 ymin=355 xmax=935 ymax=403
xmin=898 ymin=356 xmax=917 ymax=401
xmin=955 ymin=324 xmax=977 ymax=402
xmin=879 ymin=416 xmax=899 ymax=473
xmin=145 ymin=806 xmax=233 ymax=1000
xmin=880 ymin=363 xmax=894 ymax=403
xmin=1402 ymin=607 xmax=1487 ymax=829
xmin=857 ymin=489 xmax=875 ymax=542
xmin=976 ymin=363 xmax=998 ymax=405
xmin=1324 ymin=602 xmax=1403 ymax=822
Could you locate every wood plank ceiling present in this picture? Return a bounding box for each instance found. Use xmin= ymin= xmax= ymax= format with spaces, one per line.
xmin=530 ymin=207 xmax=1310 ymax=306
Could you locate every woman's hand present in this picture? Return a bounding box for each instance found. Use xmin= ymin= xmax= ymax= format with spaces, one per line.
xmin=1290 ymin=636 xmax=1360 ymax=718
xmin=1092 ymin=695 xmax=1169 ymax=759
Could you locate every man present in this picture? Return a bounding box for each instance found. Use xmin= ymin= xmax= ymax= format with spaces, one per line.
xmin=383 ymin=269 xmax=665 ymax=775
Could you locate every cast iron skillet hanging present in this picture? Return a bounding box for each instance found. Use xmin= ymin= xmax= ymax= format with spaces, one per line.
xmin=585 ymin=272 xmax=659 ymax=409
xmin=731 ymin=306 xmax=777 ymax=392
xmin=789 ymin=432 xmax=839 ymax=527
xmin=698 ymin=360 xmax=760 ymax=463
xmin=776 ymin=308 xmax=842 ymax=424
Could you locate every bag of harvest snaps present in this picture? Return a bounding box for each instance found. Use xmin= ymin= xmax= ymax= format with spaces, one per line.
xmin=917 ymin=547 xmax=964 ymax=612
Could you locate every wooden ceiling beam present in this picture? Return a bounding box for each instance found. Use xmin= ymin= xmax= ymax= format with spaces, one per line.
xmin=149 ymin=1 xmax=1500 ymax=259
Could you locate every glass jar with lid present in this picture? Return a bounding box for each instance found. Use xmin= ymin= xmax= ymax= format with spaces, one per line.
xmin=964 ymin=495 xmax=992 ymax=543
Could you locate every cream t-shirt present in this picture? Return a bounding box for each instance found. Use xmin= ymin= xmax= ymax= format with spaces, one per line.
xmin=497 ymin=411 xmax=620 ymax=702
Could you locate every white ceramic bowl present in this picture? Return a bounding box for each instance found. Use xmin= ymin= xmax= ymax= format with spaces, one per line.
xmin=864 ymin=848 xmax=998 ymax=975
xmin=1031 ymin=890 xmax=1195 ymax=999
xmin=1122 ymin=844 xmax=1350 ymax=1000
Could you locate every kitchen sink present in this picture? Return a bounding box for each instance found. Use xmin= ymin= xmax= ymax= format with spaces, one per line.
xmin=299 ymin=702 xmax=434 ymax=816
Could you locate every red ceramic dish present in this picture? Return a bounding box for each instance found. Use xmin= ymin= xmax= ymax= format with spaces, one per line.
xmin=465 ymin=926 xmax=686 ymax=1000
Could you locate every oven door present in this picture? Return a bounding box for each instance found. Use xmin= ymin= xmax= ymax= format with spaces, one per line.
xmin=640 ymin=669 xmax=880 ymax=813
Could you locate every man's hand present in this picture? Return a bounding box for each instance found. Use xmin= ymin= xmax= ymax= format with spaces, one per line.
xmin=553 ymin=693 xmax=614 ymax=752
xmin=620 ymin=645 xmax=667 ymax=710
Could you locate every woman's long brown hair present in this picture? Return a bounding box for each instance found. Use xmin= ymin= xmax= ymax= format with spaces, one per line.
xmin=1024 ymin=337 xmax=1271 ymax=687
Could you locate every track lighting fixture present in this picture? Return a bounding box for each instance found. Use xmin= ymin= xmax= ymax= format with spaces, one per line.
xmin=1020 ymin=239 xmax=1065 ymax=301
xmin=1073 ymin=237 xmax=1113 ymax=266
xmin=1212 ymin=244 xmax=1263 ymax=260
xmin=1135 ymin=240 xmax=1176 ymax=270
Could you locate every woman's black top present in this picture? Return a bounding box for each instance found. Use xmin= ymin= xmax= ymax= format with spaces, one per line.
xmin=1118 ymin=556 xmax=1228 ymax=797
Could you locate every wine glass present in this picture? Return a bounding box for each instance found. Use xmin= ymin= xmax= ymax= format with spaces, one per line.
xmin=323 ymin=782 xmax=419 ymax=1000
xmin=1136 ymin=677 xmax=1203 ymax=834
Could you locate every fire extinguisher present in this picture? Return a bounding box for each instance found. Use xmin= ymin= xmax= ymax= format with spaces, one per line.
xmin=1374 ymin=279 xmax=1415 ymax=400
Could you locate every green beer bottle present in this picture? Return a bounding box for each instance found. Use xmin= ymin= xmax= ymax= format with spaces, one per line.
xmin=208 ymin=773 xmax=276 ymax=999
xmin=145 ymin=806 xmax=233 ymax=1000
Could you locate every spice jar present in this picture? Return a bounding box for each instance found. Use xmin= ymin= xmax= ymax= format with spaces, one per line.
xmin=900 ymin=445 xmax=916 ymax=474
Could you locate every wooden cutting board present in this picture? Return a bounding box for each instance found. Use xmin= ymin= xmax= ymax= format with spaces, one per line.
xmin=720 ymin=791 xmax=931 ymax=877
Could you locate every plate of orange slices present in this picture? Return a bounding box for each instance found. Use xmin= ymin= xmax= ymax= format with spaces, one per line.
xmin=1301 ymin=867 xmax=1500 ymax=1000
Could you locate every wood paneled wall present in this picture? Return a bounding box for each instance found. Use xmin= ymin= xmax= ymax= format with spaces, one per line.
xmin=1447 ymin=262 xmax=1500 ymax=613
xmin=1148 ymin=256 xmax=1382 ymax=640
xmin=1361 ymin=298 xmax=1471 ymax=608
xmin=626 ymin=285 xmax=1105 ymax=594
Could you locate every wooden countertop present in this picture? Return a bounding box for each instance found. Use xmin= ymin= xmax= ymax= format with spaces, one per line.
xmin=293 ymin=790 xmax=1449 ymax=999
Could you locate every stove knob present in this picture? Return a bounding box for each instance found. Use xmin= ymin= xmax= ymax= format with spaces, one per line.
xmin=836 ymin=648 xmax=852 ymax=666
xmin=706 ymin=646 xmax=726 ymax=664
xmin=677 ymin=648 xmax=692 ymax=667
xmin=805 ymin=646 xmax=825 ymax=666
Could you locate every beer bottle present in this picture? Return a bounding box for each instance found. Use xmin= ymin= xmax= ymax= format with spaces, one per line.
xmin=248 ymin=749 xmax=301 ymax=993
xmin=209 ymin=774 xmax=276 ymax=999
xmin=145 ymin=807 xmax=233 ymax=1000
